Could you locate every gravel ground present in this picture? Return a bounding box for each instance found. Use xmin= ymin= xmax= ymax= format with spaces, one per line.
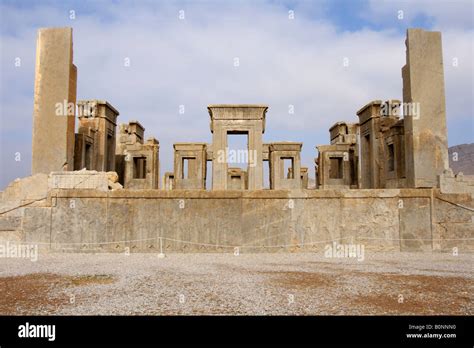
xmin=0 ymin=252 xmax=472 ymax=315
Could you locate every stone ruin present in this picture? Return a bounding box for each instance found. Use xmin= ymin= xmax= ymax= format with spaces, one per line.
xmin=0 ymin=27 xmax=472 ymax=253
xmin=27 ymin=27 xmax=470 ymax=194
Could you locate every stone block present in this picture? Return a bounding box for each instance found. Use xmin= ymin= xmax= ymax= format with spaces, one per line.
xmin=48 ymin=171 xmax=109 ymax=191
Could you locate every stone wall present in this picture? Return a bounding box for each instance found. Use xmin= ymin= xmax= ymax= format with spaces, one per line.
xmin=439 ymin=169 xmax=474 ymax=194
xmin=5 ymin=188 xmax=471 ymax=253
xmin=48 ymin=171 xmax=109 ymax=191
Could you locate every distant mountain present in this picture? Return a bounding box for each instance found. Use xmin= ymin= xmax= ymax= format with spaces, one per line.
xmin=449 ymin=143 xmax=474 ymax=175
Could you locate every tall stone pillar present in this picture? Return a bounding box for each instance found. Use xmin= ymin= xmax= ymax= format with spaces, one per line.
xmin=32 ymin=27 xmax=76 ymax=174
xmin=402 ymin=28 xmax=449 ymax=188
xmin=247 ymin=124 xmax=264 ymax=190
xmin=211 ymin=122 xmax=227 ymax=190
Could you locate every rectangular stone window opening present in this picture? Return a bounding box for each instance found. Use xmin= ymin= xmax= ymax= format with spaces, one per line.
xmin=85 ymin=143 xmax=92 ymax=170
xmin=106 ymin=134 xmax=114 ymax=171
xmin=263 ymin=159 xmax=270 ymax=189
xmin=206 ymin=160 xmax=212 ymax=190
xmin=329 ymin=157 xmax=343 ymax=179
xmin=227 ymin=132 xmax=249 ymax=170
xmin=349 ymin=150 xmax=357 ymax=185
xmin=363 ymin=134 xmax=372 ymax=187
xmin=388 ymin=143 xmax=395 ymax=172
xmin=283 ymin=158 xmax=294 ymax=179
xmin=182 ymin=158 xmax=189 ymax=179
xmin=133 ymin=157 xmax=147 ymax=179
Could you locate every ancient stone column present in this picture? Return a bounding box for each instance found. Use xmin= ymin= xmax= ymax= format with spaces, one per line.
xmin=32 ymin=27 xmax=76 ymax=174
xmin=402 ymin=28 xmax=449 ymax=188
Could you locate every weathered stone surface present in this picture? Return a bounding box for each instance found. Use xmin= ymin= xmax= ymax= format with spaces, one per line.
xmin=300 ymin=167 xmax=309 ymax=189
xmin=163 ymin=172 xmax=175 ymax=190
xmin=48 ymin=171 xmax=109 ymax=191
xmin=434 ymin=191 xmax=473 ymax=223
xmin=32 ymin=27 xmax=76 ymax=174
xmin=439 ymin=169 xmax=474 ymax=194
xmin=50 ymin=197 xmax=107 ymax=252
xmin=23 ymin=206 xmax=51 ymax=253
xmin=1 ymin=173 xmax=48 ymax=201
xmin=436 ymin=223 xmax=474 ymax=252
xmin=75 ymin=100 xmax=119 ymax=172
xmin=402 ymin=28 xmax=449 ymax=188
xmin=208 ymin=105 xmax=267 ymax=190
xmin=227 ymin=168 xmax=247 ymax=190
xmin=317 ymin=121 xmax=359 ymax=189
xmin=116 ymin=122 xmax=160 ymax=189
xmin=0 ymin=231 xmax=23 ymax=244
xmin=8 ymin=188 xmax=470 ymax=253
xmin=399 ymin=197 xmax=432 ymax=251
xmin=173 ymin=143 xmax=207 ymax=190
xmin=357 ymin=101 xmax=383 ymax=189
xmin=269 ymin=142 xmax=302 ymax=190
xmin=106 ymin=171 xmax=123 ymax=190
xmin=356 ymin=100 xmax=405 ymax=189
xmin=316 ymin=144 xmax=353 ymax=189
xmin=0 ymin=216 xmax=21 ymax=231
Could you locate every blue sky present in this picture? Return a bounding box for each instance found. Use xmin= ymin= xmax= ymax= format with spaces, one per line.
xmin=0 ymin=0 xmax=473 ymax=189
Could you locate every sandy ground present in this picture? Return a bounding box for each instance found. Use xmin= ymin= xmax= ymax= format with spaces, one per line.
xmin=0 ymin=252 xmax=472 ymax=315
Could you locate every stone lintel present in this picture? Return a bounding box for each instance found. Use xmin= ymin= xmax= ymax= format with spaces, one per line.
xmin=128 ymin=120 xmax=145 ymax=132
xmin=173 ymin=143 xmax=207 ymax=151
xmin=317 ymin=144 xmax=351 ymax=153
xmin=329 ymin=121 xmax=357 ymax=132
xmin=228 ymin=167 xmax=246 ymax=175
xmin=269 ymin=142 xmax=302 ymax=152
xmin=77 ymin=100 xmax=120 ymax=117
xmin=208 ymin=104 xmax=268 ymax=133
xmin=208 ymin=104 xmax=268 ymax=119
xmin=329 ymin=122 xmax=359 ymax=142
xmin=356 ymin=100 xmax=383 ymax=124
xmin=146 ymin=137 xmax=159 ymax=145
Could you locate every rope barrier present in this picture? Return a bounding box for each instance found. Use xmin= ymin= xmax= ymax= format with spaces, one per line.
xmin=356 ymin=237 xmax=474 ymax=241
xmin=2 ymin=235 xmax=472 ymax=249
